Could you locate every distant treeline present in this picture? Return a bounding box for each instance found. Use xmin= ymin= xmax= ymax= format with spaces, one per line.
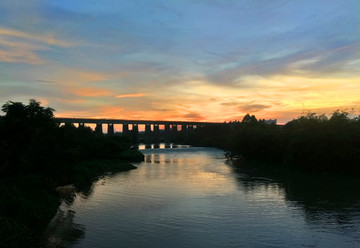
xmin=0 ymin=100 xmax=143 ymax=248
xmin=190 ymin=112 xmax=360 ymax=177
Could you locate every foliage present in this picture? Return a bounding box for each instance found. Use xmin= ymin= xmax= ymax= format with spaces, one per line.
xmin=283 ymin=111 xmax=360 ymax=174
xmin=191 ymin=111 xmax=360 ymax=176
xmin=0 ymin=99 xmax=143 ymax=248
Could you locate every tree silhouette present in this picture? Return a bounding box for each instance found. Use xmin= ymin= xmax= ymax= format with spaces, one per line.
xmin=0 ymin=99 xmax=143 ymax=248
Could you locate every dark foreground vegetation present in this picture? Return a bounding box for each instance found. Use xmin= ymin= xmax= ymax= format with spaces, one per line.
xmin=190 ymin=112 xmax=360 ymax=177
xmin=1 ymin=99 xmax=359 ymax=247
xmin=0 ymin=100 xmax=143 ymax=248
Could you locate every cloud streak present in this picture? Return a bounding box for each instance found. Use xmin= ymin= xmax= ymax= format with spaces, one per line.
xmin=0 ymin=0 xmax=359 ymax=123
xmin=0 ymin=27 xmax=75 ymax=47
xmin=116 ymin=93 xmax=146 ymax=98
xmin=0 ymin=26 xmax=77 ymax=64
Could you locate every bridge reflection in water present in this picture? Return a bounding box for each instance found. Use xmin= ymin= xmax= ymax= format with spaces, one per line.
xmin=55 ymin=118 xmax=220 ymax=143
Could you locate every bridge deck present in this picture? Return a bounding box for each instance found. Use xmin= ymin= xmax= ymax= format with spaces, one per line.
xmin=54 ymin=117 xmax=221 ymax=126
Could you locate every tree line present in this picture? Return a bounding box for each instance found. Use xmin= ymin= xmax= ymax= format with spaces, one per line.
xmin=190 ymin=112 xmax=360 ymax=177
xmin=1 ymin=99 xmax=359 ymax=247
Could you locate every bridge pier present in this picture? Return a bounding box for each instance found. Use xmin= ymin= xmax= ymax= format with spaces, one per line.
xmin=132 ymin=124 xmax=138 ymax=143
xmin=95 ymin=123 xmax=103 ymax=134
xmin=145 ymin=124 xmax=151 ymax=143
xmin=108 ymin=123 xmax=114 ymax=135
xmin=122 ymin=124 xmax=129 ymax=136
xmin=78 ymin=123 xmax=85 ymax=128
xmin=178 ymin=124 xmax=188 ymax=142
xmin=181 ymin=125 xmax=188 ymax=134
xmin=188 ymin=125 xmax=194 ymax=133
xmin=153 ymin=124 xmax=160 ymax=143
xmin=171 ymin=125 xmax=178 ymax=141
xmin=165 ymin=124 xmax=171 ymax=142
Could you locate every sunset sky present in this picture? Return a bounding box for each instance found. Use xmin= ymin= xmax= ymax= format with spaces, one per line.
xmin=0 ymin=0 xmax=359 ymax=123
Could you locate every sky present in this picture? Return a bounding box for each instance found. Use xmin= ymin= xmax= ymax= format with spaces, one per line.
xmin=0 ymin=0 xmax=359 ymax=123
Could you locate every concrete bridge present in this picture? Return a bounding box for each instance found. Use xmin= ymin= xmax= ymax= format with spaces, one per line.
xmin=54 ymin=117 xmax=221 ymax=143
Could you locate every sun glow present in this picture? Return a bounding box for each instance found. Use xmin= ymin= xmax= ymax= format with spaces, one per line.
xmin=0 ymin=1 xmax=359 ymax=123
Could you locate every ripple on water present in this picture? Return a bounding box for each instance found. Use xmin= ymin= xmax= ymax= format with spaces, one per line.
xmin=47 ymin=145 xmax=360 ymax=248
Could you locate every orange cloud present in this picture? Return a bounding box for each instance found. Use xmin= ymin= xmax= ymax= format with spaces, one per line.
xmin=0 ymin=27 xmax=75 ymax=47
xmin=91 ymin=106 xmax=125 ymax=119
xmin=183 ymin=111 xmax=204 ymax=121
xmin=0 ymin=49 xmax=43 ymax=64
xmin=74 ymin=88 xmax=112 ymax=97
xmin=0 ymin=27 xmax=76 ymax=64
xmin=115 ymin=93 xmax=146 ymax=98
xmin=50 ymin=74 xmax=360 ymax=124
xmin=51 ymin=68 xmax=110 ymax=85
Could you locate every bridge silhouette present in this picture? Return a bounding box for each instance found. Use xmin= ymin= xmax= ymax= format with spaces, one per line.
xmin=55 ymin=117 xmax=221 ymax=143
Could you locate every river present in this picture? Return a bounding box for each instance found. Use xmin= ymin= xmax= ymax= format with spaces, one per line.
xmin=44 ymin=144 xmax=360 ymax=248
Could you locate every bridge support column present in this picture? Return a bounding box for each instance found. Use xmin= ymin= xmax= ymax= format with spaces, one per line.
xmin=108 ymin=123 xmax=114 ymax=135
xmin=145 ymin=124 xmax=151 ymax=144
xmin=181 ymin=125 xmax=188 ymax=134
xmin=95 ymin=123 xmax=103 ymax=134
xmin=132 ymin=124 xmax=138 ymax=143
xmin=78 ymin=123 xmax=85 ymax=128
xmin=188 ymin=125 xmax=194 ymax=133
xmin=171 ymin=125 xmax=178 ymax=142
xmin=165 ymin=124 xmax=171 ymax=142
xmin=153 ymin=124 xmax=160 ymax=143
xmin=122 ymin=124 xmax=129 ymax=136
xmin=178 ymin=124 xmax=188 ymax=143
xmin=64 ymin=122 xmax=74 ymax=128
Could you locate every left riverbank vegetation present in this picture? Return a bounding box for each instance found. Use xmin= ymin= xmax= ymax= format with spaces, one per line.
xmin=190 ymin=112 xmax=360 ymax=177
xmin=0 ymin=99 xmax=144 ymax=248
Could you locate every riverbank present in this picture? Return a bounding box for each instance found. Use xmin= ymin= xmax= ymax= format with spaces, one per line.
xmin=68 ymin=157 xmax=140 ymax=187
xmin=0 ymin=100 xmax=146 ymax=248
xmin=0 ymin=153 xmax=143 ymax=248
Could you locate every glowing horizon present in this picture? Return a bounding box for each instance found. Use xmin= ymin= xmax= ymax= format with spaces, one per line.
xmin=0 ymin=1 xmax=359 ymax=124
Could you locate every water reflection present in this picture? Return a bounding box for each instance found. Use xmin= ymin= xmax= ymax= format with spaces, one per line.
xmin=144 ymin=154 xmax=185 ymax=165
xmin=47 ymin=146 xmax=360 ymax=248
xmin=137 ymin=143 xmax=191 ymax=150
xmin=229 ymin=160 xmax=360 ymax=227
xmin=42 ymin=209 xmax=85 ymax=248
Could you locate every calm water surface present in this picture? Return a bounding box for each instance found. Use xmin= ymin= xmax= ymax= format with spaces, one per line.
xmin=46 ymin=145 xmax=360 ymax=248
